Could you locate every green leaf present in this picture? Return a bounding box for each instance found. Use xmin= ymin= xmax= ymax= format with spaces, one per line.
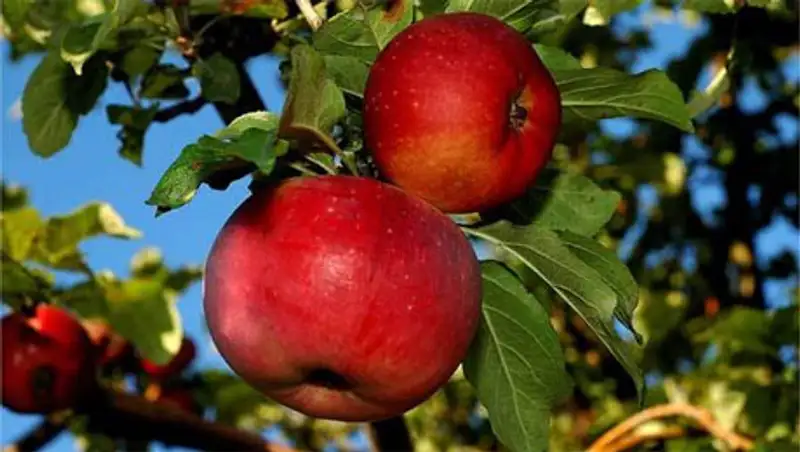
xmin=313 ymin=0 xmax=414 ymax=64
xmin=2 ymin=0 xmax=32 ymax=31
xmin=100 ymin=275 xmax=184 ymax=365
xmin=107 ymin=104 xmax=159 ymax=166
xmin=215 ymin=111 xmax=281 ymax=139
xmin=501 ymin=169 xmax=621 ymax=237
xmin=38 ymin=202 xmax=141 ymax=263
xmin=1 ymin=255 xmax=54 ymax=308
xmin=687 ymin=65 xmax=731 ymax=118
xmin=534 ymin=44 xmax=582 ymax=71
xmin=528 ymin=0 xmax=588 ymax=37
xmin=553 ymin=67 xmax=695 ymax=133
xmin=582 ymin=0 xmax=642 ymax=26
xmin=463 ymin=262 xmax=572 ymax=452
xmin=682 ymin=0 xmax=739 ymax=13
xmin=323 ymin=55 xmax=370 ymax=98
xmin=558 ymin=231 xmax=641 ymax=342
xmin=446 ymin=0 xmax=561 ymax=32
xmin=59 ymin=0 xmax=144 ymax=75
xmin=194 ymin=53 xmax=240 ymax=104
xmin=1 ymin=183 xmax=29 ymax=212
xmin=140 ymin=64 xmax=190 ymax=99
xmin=693 ymin=307 xmax=776 ymax=356
xmin=22 ymin=53 xmax=108 ymax=157
xmin=278 ymin=45 xmax=346 ymax=152
xmin=189 ymin=0 xmax=288 ymax=18
xmin=466 ymin=222 xmax=644 ymax=398
xmin=1 ymin=207 xmax=43 ymax=260
xmin=147 ymin=113 xmax=287 ymax=214
xmin=120 ymin=45 xmax=162 ymax=80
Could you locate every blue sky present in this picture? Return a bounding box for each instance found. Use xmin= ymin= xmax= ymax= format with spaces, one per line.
xmin=2 ymin=4 xmax=797 ymax=450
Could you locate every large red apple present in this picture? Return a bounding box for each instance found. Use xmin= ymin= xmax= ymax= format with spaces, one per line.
xmin=363 ymin=12 xmax=562 ymax=213
xmin=1 ymin=305 xmax=96 ymax=413
xmin=203 ymin=175 xmax=482 ymax=421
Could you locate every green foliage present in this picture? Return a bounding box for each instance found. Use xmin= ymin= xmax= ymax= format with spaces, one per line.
xmin=147 ymin=112 xmax=289 ymax=214
xmin=0 ymin=185 xmax=200 ymax=364
xmin=464 ymin=262 xmax=572 ymax=452
xmin=3 ymin=0 xmax=798 ymax=450
xmin=193 ymin=53 xmax=241 ymax=104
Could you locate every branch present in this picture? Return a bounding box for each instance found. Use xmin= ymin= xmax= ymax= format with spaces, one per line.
xmin=3 ymin=416 xmax=67 ymax=452
xmin=83 ymin=389 xmax=297 ymax=452
xmin=295 ymin=0 xmax=323 ymax=30
xmin=153 ymin=97 xmax=207 ymax=123
xmin=603 ymin=425 xmax=685 ymax=452
xmin=586 ymin=403 xmax=755 ymax=452
xmin=368 ymin=416 xmax=413 ymax=452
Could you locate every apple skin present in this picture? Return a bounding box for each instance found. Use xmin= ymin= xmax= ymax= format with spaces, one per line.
xmin=1 ymin=305 xmax=96 ymax=414
xmin=203 ymin=175 xmax=482 ymax=422
xmin=363 ymin=12 xmax=562 ymax=213
xmin=141 ymin=338 xmax=196 ymax=379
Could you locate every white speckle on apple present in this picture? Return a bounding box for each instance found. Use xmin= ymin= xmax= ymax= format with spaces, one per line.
xmin=436 ymin=240 xmax=442 ymax=247
xmin=412 ymin=102 xmax=420 ymax=109
xmin=407 ymin=305 xmax=413 ymax=311
xmin=392 ymin=90 xmax=398 ymax=96
xmin=327 ymin=207 xmax=335 ymax=213
xmin=404 ymin=274 xmax=410 ymax=280
xmin=386 ymin=228 xmax=394 ymax=234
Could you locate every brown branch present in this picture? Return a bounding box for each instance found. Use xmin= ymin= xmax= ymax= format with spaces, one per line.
xmin=83 ymin=389 xmax=298 ymax=452
xmin=586 ymin=403 xmax=755 ymax=452
xmin=153 ymin=97 xmax=207 ymax=123
xmin=368 ymin=416 xmax=413 ymax=452
xmin=604 ymin=425 xmax=686 ymax=452
xmin=3 ymin=416 xmax=67 ymax=452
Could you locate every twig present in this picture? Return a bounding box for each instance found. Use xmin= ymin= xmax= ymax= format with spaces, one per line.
xmin=603 ymin=425 xmax=685 ymax=452
xmin=84 ymin=389 xmax=297 ymax=452
xmin=295 ymin=0 xmax=323 ymax=30
xmin=153 ymin=97 xmax=207 ymax=123
xmin=368 ymin=416 xmax=413 ymax=452
xmin=3 ymin=416 xmax=68 ymax=452
xmin=586 ymin=403 xmax=755 ymax=452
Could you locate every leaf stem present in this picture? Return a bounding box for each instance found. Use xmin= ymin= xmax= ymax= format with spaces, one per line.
xmin=295 ymin=0 xmax=324 ymax=31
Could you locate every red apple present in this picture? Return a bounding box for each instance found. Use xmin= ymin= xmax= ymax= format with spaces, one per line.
xmin=141 ymin=338 xmax=196 ymax=379
xmin=203 ymin=175 xmax=482 ymax=421
xmin=363 ymin=12 xmax=562 ymax=213
xmin=1 ymin=305 xmax=96 ymax=413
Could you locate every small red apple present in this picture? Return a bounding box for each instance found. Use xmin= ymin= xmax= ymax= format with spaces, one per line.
xmin=1 ymin=305 xmax=96 ymax=414
xmin=363 ymin=12 xmax=562 ymax=213
xmin=141 ymin=338 xmax=196 ymax=379
xmin=203 ymin=175 xmax=482 ymax=421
